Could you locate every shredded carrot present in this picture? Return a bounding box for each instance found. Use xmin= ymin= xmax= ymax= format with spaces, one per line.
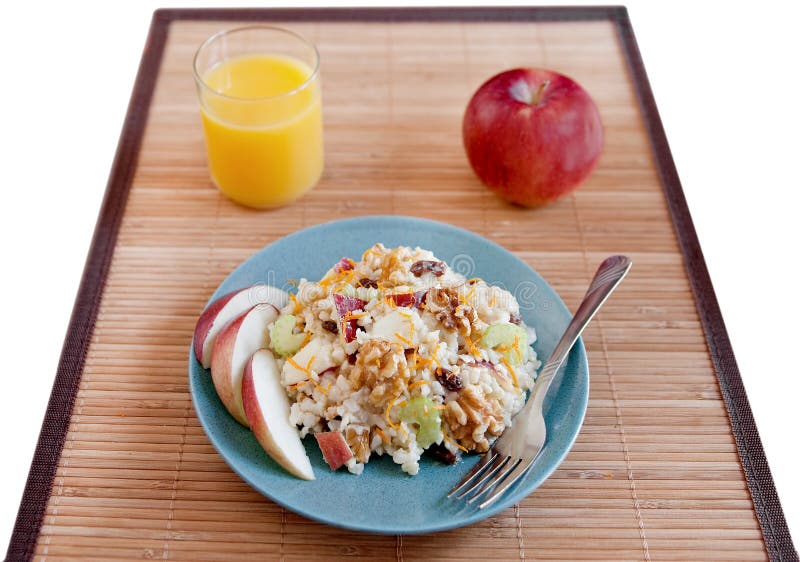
xmin=488 ymin=293 xmax=497 ymax=307
xmin=442 ymin=430 xmax=468 ymax=452
xmin=286 ymin=279 xmax=299 ymax=287
xmin=495 ymin=344 xmax=512 ymax=353
xmin=408 ymin=320 xmax=415 ymax=343
xmin=431 ymin=354 xmax=441 ymax=368
xmin=384 ymin=295 xmax=397 ymax=309
xmin=305 ymin=355 xmax=316 ymax=375
xmin=374 ymin=427 xmax=389 ymax=444
xmin=299 ymin=331 xmax=312 ymax=349
xmin=344 ymin=311 xmax=367 ymax=321
xmin=394 ymin=332 xmax=412 ymax=347
xmin=513 ymin=333 xmax=523 ymax=363
xmin=432 ymin=404 xmax=446 ymax=410
xmin=397 ymin=310 xmax=412 ymax=320
xmin=500 ymin=356 xmax=519 ymax=388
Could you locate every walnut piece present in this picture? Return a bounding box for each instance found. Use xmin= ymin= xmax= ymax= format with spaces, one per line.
xmin=348 ymin=340 xmax=410 ymax=407
xmin=426 ymin=287 xmax=480 ymax=337
xmin=443 ymin=385 xmax=505 ymax=452
xmin=345 ymin=428 xmax=370 ymax=463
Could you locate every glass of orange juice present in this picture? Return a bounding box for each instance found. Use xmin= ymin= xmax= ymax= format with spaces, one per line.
xmin=193 ymin=26 xmax=323 ymax=208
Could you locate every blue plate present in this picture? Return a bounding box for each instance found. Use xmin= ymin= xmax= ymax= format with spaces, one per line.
xmin=189 ymin=216 xmax=588 ymax=534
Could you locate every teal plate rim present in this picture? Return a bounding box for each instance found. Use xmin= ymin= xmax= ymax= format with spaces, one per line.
xmin=188 ymin=215 xmax=589 ymax=534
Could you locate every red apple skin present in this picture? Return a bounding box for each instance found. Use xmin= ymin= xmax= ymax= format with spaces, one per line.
xmin=315 ymin=431 xmax=354 ymax=471
xmin=193 ymin=291 xmax=236 ymax=364
xmin=463 ymin=68 xmax=603 ymax=207
xmin=210 ymin=311 xmax=249 ymax=425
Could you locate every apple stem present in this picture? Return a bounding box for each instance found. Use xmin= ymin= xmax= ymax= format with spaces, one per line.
xmin=531 ymin=80 xmax=550 ymax=106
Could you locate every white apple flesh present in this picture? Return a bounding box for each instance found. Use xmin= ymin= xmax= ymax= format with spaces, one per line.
xmin=281 ymin=337 xmax=337 ymax=386
xmin=210 ymin=304 xmax=279 ymax=426
xmin=463 ymin=67 xmax=603 ymax=207
xmin=242 ymin=349 xmax=315 ymax=480
xmin=193 ymin=285 xmax=289 ymax=369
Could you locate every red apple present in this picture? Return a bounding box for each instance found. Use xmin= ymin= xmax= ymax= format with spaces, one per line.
xmin=314 ymin=431 xmax=353 ymax=471
xmin=193 ymin=285 xmax=289 ymax=368
xmin=210 ymin=304 xmax=279 ymax=425
xmin=463 ymin=68 xmax=603 ymax=207
xmin=332 ymin=294 xmax=366 ymax=342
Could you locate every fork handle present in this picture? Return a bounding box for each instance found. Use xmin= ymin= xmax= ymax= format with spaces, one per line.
xmin=530 ymin=255 xmax=632 ymax=410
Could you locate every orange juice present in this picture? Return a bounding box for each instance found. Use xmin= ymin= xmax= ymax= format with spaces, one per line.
xmin=199 ymin=53 xmax=323 ymax=208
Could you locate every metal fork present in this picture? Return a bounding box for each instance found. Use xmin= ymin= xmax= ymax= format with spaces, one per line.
xmin=448 ymin=255 xmax=632 ymax=509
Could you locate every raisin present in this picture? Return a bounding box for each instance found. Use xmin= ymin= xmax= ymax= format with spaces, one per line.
xmin=322 ymin=320 xmax=339 ymax=333
xmin=410 ymin=260 xmax=446 ymax=277
xmin=509 ymin=312 xmax=522 ymax=325
xmin=426 ymin=442 xmax=457 ymax=464
xmin=436 ymin=367 xmax=463 ymax=391
xmin=356 ymin=277 xmax=378 ymax=289
xmin=347 ymin=352 xmax=358 ymax=365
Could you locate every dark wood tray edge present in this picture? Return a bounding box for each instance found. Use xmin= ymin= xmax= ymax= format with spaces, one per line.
xmin=5 ymin=6 xmax=796 ymax=561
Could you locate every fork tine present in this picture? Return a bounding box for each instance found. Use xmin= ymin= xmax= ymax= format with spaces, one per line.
xmin=447 ymin=449 xmax=499 ymax=498
xmin=477 ymin=458 xmax=536 ymax=509
xmin=454 ymin=454 xmax=510 ymax=500
xmin=466 ymin=458 xmax=522 ymax=504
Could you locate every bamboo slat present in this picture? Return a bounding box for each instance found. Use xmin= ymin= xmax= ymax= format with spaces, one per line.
xmin=30 ymin=13 xmax=769 ymax=562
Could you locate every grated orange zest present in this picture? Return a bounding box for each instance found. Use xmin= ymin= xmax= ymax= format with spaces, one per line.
xmin=409 ymin=380 xmax=430 ymax=391
xmin=442 ymin=430 xmax=468 ymax=452
xmin=500 ymin=356 xmax=519 ymax=387
xmin=374 ymin=427 xmax=389 ymax=444
xmin=488 ymin=293 xmax=497 ymax=307
xmin=394 ymin=332 xmax=412 ymax=347
xmin=385 ymin=394 xmax=403 ymax=430
xmin=286 ymin=356 xmax=307 ymax=375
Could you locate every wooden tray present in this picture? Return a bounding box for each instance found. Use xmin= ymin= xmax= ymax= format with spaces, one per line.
xmin=7 ymin=7 xmax=797 ymax=561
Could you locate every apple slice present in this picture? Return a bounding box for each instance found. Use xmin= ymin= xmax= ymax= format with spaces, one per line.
xmin=194 ymin=285 xmax=289 ymax=368
xmin=281 ymin=337 xmax=337 ymax=386
xmin=369 ymin=309 xmax=421 ymax=348
xmin=242 ymin=349 xmax=315 ymax=480
xmin=210 ymin=304 xmax=279 ymax=426
xmin=315 ymin=431 xmax=354 ymax=471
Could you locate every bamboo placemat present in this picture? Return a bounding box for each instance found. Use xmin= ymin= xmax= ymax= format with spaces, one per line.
xmin=7 ymin=7 xmax=797 ymax=562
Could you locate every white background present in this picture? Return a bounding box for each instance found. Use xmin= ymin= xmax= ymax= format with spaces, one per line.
xmin=1 ymin=0 xmax=798 ymax=551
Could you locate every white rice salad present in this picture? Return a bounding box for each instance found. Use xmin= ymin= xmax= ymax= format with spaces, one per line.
xmin=269 ymin=244 xmax=540 ymax=475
